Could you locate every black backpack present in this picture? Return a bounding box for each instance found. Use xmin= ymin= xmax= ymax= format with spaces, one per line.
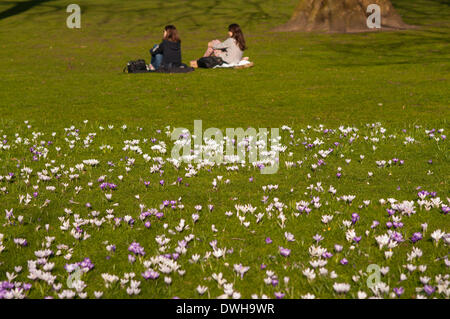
xmin=197 ymin=56 xmax=224 ymax=69
xmin=124 ymin=59 xmax=149 ymax=73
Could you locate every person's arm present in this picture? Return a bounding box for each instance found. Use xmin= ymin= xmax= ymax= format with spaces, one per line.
xmin=213 ymin=38 xmax=233 ymax=50
xmin=151 ymin=42 xmax=164 ymax=55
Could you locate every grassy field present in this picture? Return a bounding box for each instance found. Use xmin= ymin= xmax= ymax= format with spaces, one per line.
xmin=0 ymin=0 xmax=448 ymax=299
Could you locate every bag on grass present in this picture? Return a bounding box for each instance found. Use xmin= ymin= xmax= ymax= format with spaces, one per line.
xmin=196 ymin=56 xmax=224 ymax=69
xmin=124 ymin=59 xmax=148 ymax=73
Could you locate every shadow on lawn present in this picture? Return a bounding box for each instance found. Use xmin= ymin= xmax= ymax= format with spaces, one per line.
xmin=92 ymin=0 xmax=288 ymax=31
xmin=320 ymin=0 xmax=450 ymax=68
xmin=393 ymin=0 xmax=450 ymax=25
xmin=172 ymin=0 xmax=275 ymax=29
xmin=0 ymin=0 xmax=56 ymax=21
xmin=322 ymin=29 xmax=450 ymax=67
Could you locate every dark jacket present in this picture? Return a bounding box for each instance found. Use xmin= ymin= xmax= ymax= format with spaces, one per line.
xmin=151 ymin=40 xmax=182 ymax=67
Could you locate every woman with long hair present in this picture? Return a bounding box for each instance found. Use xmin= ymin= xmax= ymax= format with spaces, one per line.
xmin=192 ymin=23 xmax=247 ymax=67
xmin=149 ymin=25 xmax=182 ymax=70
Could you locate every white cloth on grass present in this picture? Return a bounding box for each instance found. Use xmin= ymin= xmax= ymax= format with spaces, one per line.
xmin=214 ymin=60 xmax=252 ymax=68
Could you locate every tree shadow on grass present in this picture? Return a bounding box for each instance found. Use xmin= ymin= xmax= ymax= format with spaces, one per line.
xmin=319 ymin=29 xmax=450 ymax=67
xmin=393 ymin=0 xmax=450 ymax=25
xmin=429 ymin=0 xmax=449 ymax=6
xmin=90 ymin=0 xmax=289 ymax=32
xmin=0 ymin=0 xmax=56 ymax=21
xmin=169 ymin=0 xmax=282 ymax=30
xmin=320 ymin=0 xmax=450 ymax=67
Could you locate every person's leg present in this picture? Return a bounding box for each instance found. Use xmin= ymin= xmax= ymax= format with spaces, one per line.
xmin=213 ymin=49 xmax=223 ymax=56
xmin=203 ymin=47 xmax=214 ymax=57
xmin=203 ymin=40 xmax=220 ymax=57
xmin=150 ymin=44 xmax=163 ymax=70
xmin=152 ymin=54 xmax=163 ymax=70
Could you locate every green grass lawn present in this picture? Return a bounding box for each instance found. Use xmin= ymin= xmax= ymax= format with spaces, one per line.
xmin=0 ymin=0 xmax=448 ymax=299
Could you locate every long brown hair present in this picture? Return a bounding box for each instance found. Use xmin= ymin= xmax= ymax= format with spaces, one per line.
xmin=164 ymin=25 xmax=181 ymax=43
xmin=229 ymin=23 xmax=246 ymax=51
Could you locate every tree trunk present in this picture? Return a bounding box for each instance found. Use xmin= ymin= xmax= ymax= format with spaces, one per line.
xmin=274 ymin=0 xmax=411 ymax=33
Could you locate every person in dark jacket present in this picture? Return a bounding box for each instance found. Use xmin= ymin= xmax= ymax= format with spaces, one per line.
xmin=149 ymin=25 xmax=182 ymax=70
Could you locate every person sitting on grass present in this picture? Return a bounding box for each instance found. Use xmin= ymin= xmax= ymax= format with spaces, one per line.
xmin=149 ymin=25 xmax=182 ymax=71
xmin=191 ymin=23 xmax=249 ymax=68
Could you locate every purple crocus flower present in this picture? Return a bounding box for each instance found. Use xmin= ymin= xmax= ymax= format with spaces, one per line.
xmin=128 ymin=242 xmax=145 ymax=256
xmin=423 ymin=285 xmax=435 ymax=296
xmin=322 ymin=252 xmax=333 ymax=259
xmin=417 ymin=190 xmax=428 ymax=198
xmin=79 ymin=258 xmax=94 ymax=271
xmin=390 ymin=232 xmax=404 ymax=243
xmin=142 ymin=270 xmax=160 ymax=280
xmin=351 ymin=213 xmax=360 ymax=224
xmin=279 ymin=247 xmax=291 ymax=257
xmin=393 ymin=287 xmax=404 ymax=297
xmin=271 ymin=278 xmax=279 ymax=287
xmin=22 ymin=283 xmax=32 ymax=290
xmin=274 ymin=292 xmax=285 ymax=299
xmin=410 ymin=232 xmax=422 ymax=243
xmin=394 ymin=222 xmax=404 ymax=229
xmin=313 ymin=234 xmax=324 ymax=243
xmin=340 ymin=258 xmax=348 ymax=265
xmin=265 ymin=237 xmax=273 ymax=244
